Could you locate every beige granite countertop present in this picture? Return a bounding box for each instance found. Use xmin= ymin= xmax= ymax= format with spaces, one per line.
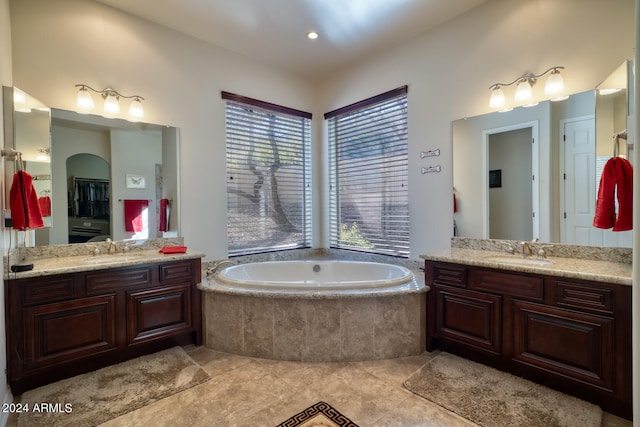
xmin=420 ymin=248 xmax=632 ymax=286
xmin=4 ymin=249 xmax=204 ymax=280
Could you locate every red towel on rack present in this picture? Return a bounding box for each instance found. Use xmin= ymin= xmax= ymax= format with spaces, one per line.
xmin=613 ymin=157 xmax=633 ymax=231
xmin=124 ymin=199 xmax=148 ymax=232
xmin=593 ymin=157 xmax=633 ymax=231
xmin=10 ymin=171 xmax=44 ymax=230
xmin=159 ymin=198 xmax=170 ymax=232
xmin=38 ymin=196 xmax=51 ymax=217
xmin=593 ymin=158 xmax=617 ymax=229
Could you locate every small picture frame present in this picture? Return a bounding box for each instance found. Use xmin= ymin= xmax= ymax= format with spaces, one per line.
xmin=126 ymin=174 xmax=146 ymax=189
xmin=489 ymin=169 xmax=502 ymax=188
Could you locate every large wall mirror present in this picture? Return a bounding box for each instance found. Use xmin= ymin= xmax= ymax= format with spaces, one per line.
xmin=453 ymin=61 xmax=633 ymax=248
xmin=3 ymin=86 xmax=181 ymax=247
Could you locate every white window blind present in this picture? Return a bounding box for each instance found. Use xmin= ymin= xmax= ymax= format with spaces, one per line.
xmin=326 ymin=86 xmax=409 ymax=257
xmin=223 ymin=92 xmax=312 ymax=256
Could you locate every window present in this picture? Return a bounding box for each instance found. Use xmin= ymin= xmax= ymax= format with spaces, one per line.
xmin=326 ymin=86 xmax=409 ymax=257
xmin=223 ymin=92 xmax=312 ymax=256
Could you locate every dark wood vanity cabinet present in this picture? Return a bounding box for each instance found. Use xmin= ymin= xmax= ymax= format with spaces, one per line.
xmin=425 ymin=260 xmax=632 ymax=419
xmin=6 ymin=258 xmax=202 ymax=395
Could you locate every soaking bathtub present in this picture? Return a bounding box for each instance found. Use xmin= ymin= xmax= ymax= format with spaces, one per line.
xmin=199 ymin=259 xmax=427 ymax=362
xmin=214 ymin=260 xmax=417 ymax=292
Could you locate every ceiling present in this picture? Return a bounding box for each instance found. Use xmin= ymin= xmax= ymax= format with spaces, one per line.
xmin=96 ymin=0 xmax=488 ymax=80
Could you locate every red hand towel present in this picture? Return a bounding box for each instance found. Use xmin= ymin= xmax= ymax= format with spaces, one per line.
xmin=593 ymin=158 xmax=617 ymax=229
xmin=159 ymin=245 xmax=187 ymax=254
xmin=124 ymin=199 xmax=148 ymax=232
xmin=613 ymin=157 xmax=633 ymax=231
xmin=159 ymin=198 xmax=170 ymax=232
xmin=10 ymin=171 xmax=44 ymax=230
xmin=38 ymin=196 xmax=51 ymax=217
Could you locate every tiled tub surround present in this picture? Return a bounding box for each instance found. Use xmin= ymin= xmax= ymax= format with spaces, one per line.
xmin=200 ymin=249 xmax=427 ymax=362
xmin=421 ymin=237 xmax=632 ymax=285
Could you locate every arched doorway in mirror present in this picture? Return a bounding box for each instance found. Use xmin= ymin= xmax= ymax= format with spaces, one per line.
xmin=66 ymin=154 xmax=111 ymax=243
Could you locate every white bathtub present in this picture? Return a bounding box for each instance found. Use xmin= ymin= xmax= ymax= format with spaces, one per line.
xmin=215 ymin=260 xmax=415 ymax=291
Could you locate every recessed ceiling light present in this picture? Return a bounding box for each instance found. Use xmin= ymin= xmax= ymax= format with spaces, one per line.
xmin=307 ymin=31 xmax=319 ymax=40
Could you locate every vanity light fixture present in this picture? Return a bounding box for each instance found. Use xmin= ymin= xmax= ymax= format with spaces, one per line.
xmin=75 ymin=84 xmax=145 ymax=118
xmin=489 ymin=66 xmax=567 ymax=110
xmin=35 ymin=148 xmax=50 ymax=162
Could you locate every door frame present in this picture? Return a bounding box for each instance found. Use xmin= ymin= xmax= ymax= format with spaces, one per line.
xmin=482 ymin=121 xmax=539 ymax=240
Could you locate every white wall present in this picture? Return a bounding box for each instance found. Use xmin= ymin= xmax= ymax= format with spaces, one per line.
xmin=110 ymin=129 xmax=162 ymax=240
xmin=7 ymin=0 xmax=636 ymax=261
xmin=9 ymin=0 xmax=317 ymax=261
xmin=318 ymin=0 xmax=635 ymax=257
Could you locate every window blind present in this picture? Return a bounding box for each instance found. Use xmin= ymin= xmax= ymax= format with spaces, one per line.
xmin=326 ymin=86 xmax=409 ymax=257
xmin=223 ymin=92 xmax=312 ymax=256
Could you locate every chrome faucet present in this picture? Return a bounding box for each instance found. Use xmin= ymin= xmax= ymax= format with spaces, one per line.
xmin=206 ymin=260 xmax=234 ymax=276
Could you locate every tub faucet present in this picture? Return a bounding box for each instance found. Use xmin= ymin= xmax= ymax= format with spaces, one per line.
xmin=206 ymin=260 xmax=234 ymax=276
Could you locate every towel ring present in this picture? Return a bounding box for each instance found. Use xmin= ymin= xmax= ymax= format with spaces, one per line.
xmin=613 ymin=130 xmax=628 ymax=157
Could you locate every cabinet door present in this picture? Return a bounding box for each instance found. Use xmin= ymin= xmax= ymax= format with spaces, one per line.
xmin=435 ymin=286 xmax=502 ymax=355
xmin=126 ymin=284 xmax=193 ymax=345
xmin=512 ymin=300 xmax=614 ymax=391
xmin=23 ymin=295 xmax=116 ymax=370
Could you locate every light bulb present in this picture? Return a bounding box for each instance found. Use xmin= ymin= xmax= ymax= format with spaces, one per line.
xmin=77 ymin=87 xmax=95 ymax=111
xmin=545 ymin=70 xmax=566 ymax=100
xmin=489 ymin=86 xmax=506 ymax=109
xmin=514 ymin=79 xmax=532 ymax=103
xmin=129 ymin=98 xmax=144 ymax=118
xmin=103 ymin=93 xmax=120 ymax=114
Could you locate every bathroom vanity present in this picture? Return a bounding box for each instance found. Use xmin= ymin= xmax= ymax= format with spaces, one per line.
xmin=423 ymin=246 xmax=632 ymax=419
xmin=5 ymin=251 xmax=202 ymax=394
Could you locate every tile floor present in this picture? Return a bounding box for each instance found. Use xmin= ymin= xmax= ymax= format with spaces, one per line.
xmin=9 ymin=346 xmax=633 ymax=427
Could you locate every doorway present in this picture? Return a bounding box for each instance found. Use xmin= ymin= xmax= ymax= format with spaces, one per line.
xmin=482 ymin=121 xmax=538 ymax=240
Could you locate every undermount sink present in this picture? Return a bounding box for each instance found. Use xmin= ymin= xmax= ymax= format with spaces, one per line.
xmin=82 ymin=254 xmax=145 ymax=264
xmin=483 ymin=255 xmax=554 ymax=266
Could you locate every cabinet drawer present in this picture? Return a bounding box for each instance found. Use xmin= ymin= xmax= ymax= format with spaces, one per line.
xmin=435 ymin=286 xmax=501 ymax=354
xmin=512 ymin=300 xmax=614 ymax=392
xmin=23 ymin=295 xmax=116 ymax=370
xmin=85 ymin=267 xmax=153 ymax=294
xmin=22 ymin=276 xmax=77 ymax=306
xmin=159 ymin=261 xmax=194 ymax=283
xmin=126 ymin=284 xmax=192 ymax=345
xmin=554 ymin=280 xmax=613 ymax=314
xmin=471 ymin=269 xmax=543 ymax=301
xmin=432 ymin=263 xmax=467 ymax=288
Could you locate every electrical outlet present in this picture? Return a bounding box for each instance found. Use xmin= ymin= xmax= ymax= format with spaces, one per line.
xmin=3 ymin=211 xmax=12 ymax=228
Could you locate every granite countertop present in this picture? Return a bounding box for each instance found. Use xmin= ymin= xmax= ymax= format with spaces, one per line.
xmin=420 ymin=248 xmax=632 ymax=286
xmin=4 ymin=249 xmax=204 ymax=280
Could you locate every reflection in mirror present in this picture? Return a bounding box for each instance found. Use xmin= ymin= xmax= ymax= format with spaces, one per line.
xmin=596 ymin=61 xmax=631 ymax=159
xmin=48 ymin=109 xmax=181 ymax=247
xmin=453 ymin=79 xmax=632 ymax=248
xmin=67 ymin=154 xmax=110 ymax=243
xmin=2 ymin=87 xmax=52 ymax=246
xmin=3 ymin=87 xmax=181 ymax=248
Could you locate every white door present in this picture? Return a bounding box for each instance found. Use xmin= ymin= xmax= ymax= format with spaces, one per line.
xmin=563 ymin=117 xmax=596 ymax=245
